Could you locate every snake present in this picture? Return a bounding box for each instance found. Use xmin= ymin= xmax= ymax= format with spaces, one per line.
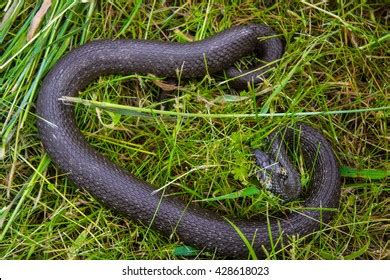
xmin=36 ymin=24 xmax=341 ymax=258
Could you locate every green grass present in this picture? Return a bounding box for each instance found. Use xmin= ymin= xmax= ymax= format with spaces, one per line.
xmin=1 ymin=0 xmax=389 ymax=260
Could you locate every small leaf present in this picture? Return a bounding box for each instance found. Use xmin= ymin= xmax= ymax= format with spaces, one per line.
xmin=173 ymin=246 xmax=199 ymax=256
xmin=107 ymin=111 xmax=121 ymax=125
xmin=47 ymin=183 xmax=55 ymax=191
xmin=343 ymin=239 xmax=370 ymax=260
xmin=319 ymin=250 xmax=337 ymax=260
xmin=197 ymin=186 xmax=260 ymax=202
xmin=214 ymin=94 xmax=250 ymax=103
xmin=232 ymin=165 xmax=249 ymax=182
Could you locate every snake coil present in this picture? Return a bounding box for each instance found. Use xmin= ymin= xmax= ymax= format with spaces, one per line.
xmin=36 ymin=24 xmax=340 ymax=258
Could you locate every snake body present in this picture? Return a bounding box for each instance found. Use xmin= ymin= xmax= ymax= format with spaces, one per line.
xmin=36 ymin=24 xmax=341 ymax=258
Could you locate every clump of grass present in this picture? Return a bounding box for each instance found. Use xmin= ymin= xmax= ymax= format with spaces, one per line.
xmin=0 ymin=0 xmax=389 ymax=259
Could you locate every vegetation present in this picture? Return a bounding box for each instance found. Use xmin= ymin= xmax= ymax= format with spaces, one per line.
xmin=0 ymin=0 xmax=388 ymax=259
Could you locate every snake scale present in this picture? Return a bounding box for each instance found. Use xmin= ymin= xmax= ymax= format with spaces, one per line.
xmin=36 ymin=24 xmax=341 ymax=258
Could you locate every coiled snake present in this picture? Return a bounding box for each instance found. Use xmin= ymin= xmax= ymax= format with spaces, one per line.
xmin=36 ymin=24 xmax=341 ymax=258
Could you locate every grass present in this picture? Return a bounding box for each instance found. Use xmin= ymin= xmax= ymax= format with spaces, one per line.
xmin=0 ymin=0 xmax=389 ymax=260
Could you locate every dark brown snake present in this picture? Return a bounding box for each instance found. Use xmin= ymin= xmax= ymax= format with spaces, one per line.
xmin=36 ymin=24 xmax=341 ymax=258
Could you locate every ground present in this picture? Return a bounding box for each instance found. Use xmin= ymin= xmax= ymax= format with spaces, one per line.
xmin=0 ymin=0 xmax=388 ymax=259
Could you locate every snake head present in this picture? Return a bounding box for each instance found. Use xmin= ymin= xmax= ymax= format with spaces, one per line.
xmin=267 ymin=166 xmax=302 ymax=201
xmin=253 ymin=148 xmax=302 ymax=202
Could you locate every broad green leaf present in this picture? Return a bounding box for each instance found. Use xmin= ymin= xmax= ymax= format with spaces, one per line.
xmin=198 ymin=186 xmax=260 ymax=202
xmin=340 ymin=166 xmax=390 ymax=180
xmin=173 ymin=246 xmax=199 ymax=257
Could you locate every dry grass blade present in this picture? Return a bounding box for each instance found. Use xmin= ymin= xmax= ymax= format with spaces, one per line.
xmin=27 ymin=0 xmax=52 ymax=41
